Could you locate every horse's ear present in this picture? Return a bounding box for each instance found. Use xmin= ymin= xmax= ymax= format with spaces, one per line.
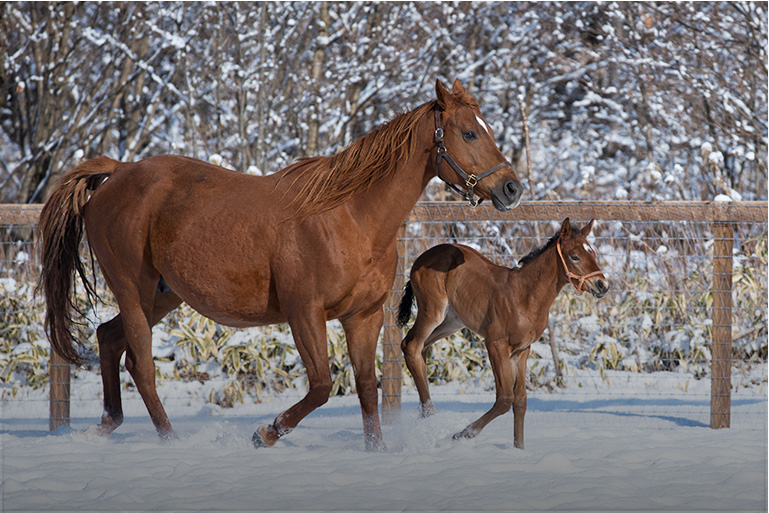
xmin=580 ymin=219 xmax=595 ymax=236
xmin=560 ymin=217 xmax=572 ymax=237
xmin=436 ymin=78 xmax=452 ymax=109
xmin=452 ymin=78 xmax=467 ymax=97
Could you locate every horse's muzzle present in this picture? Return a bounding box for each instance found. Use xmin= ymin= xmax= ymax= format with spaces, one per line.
xmin=491 ymin=179 xmax=523 ymax=211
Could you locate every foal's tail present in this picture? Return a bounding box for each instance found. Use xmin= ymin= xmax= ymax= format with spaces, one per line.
xmin=396 ymin=281 xmax=414 ymax=328
xmin=37 ymin=156 xmax=120 ymax=365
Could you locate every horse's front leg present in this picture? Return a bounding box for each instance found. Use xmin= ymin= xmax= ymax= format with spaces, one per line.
xmin=342 ymin=308 xmax=386 ymax=452
xmin=253 ymin=305 xmax=332 ymax=448
xmin=453 ymin=340 xmax=513 ymax=440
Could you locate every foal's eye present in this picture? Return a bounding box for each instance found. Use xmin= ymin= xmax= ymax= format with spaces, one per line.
xmin=570 ymin=255 xmax=580 ymax=262
xmin=462 ymin=131 xmax=477 ymax=141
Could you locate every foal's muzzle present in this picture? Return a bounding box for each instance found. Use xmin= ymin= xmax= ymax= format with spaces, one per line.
xmin=589 ymin=278 xmax=610 ymax=299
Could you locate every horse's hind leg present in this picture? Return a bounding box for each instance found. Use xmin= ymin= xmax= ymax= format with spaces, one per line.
xmin=95 ymin=315 xmax=128 ymax=435
xmin=95 ymin=286 xmax=182 ymax=438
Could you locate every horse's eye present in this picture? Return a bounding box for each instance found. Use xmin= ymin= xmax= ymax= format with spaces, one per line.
xmin=462 ymin=131 xmax=477 ymax=141
xmin=570 ymin=255 xmax=580 ymax=262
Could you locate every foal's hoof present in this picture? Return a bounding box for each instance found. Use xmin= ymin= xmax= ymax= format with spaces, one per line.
xmin=252 ymin=426 xmax=278 ymax=448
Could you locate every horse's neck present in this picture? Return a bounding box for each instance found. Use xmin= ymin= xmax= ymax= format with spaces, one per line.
xmin=347 ymin=118 xmax=435 ymax=250
xmin=514 ymin=246 xmax=567 ymax=312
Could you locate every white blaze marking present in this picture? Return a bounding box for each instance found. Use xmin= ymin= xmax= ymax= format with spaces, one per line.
xmin=475 ymin=115 xmax=490 ymax=134
xmin=583 ymin=243 xmax=594 ymax=254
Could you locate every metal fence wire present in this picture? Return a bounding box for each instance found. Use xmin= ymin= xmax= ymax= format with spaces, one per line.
xmin=1 ymin=202 xmax=767 ymax=430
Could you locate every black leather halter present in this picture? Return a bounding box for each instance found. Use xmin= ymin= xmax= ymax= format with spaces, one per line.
xmin=433 ymin=107 xmax=513 ymax=207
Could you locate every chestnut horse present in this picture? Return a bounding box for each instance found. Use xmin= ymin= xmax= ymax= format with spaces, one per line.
xmin=38 ymin=79 xmax=523 ymax=451
xmin=397 ymin=218 xmax=609 ymax=448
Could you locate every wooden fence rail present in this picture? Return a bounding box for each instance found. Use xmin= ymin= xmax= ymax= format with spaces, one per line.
xmin=1 ymin=201 xmax=766 ymax=431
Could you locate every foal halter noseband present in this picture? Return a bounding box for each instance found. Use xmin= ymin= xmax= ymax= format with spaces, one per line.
xmin=433 ymin=107 xmax=513 ymax=208
xmin=556 ymin=238 xmax=604 ymax=293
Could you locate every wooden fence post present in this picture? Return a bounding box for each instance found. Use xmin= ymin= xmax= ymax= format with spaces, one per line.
xmin=381 ymin=224 xmax=406 ymax=423
xmin=49 ymin=349 xmax=71 ymax=431
xmin=710 ymin=221 xmax=733 ymax=429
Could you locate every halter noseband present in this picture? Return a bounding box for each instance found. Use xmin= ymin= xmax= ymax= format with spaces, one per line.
xmin=433 ymin=107 xmax=513 ymax=208
xmin=556 ymin=238 xmax=604 ymax=293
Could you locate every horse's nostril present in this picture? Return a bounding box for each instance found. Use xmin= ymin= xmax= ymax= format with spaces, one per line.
xmin=504 ymin=181 xmax=519 ymax=199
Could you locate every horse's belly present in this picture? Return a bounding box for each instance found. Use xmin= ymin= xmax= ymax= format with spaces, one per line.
xmin=183 ymin=295 xmax=285 ymax=328
xmin=162 ymin=266 xmax=284 ymax=327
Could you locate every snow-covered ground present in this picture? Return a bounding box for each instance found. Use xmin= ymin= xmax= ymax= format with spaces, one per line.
xmin=2 ymin=371 xmax=766 ymax=513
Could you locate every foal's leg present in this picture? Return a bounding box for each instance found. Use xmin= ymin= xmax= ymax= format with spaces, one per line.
xmin=342 ymin=308 xmax=386 ymax=451
xmin=453 ymin=339 xmax=513 ymax=440
xmin=254 ymin=306 xmax=332 ymax=448
xmin=400 ymin=298 xmax=449 ymax=417
xmin=511 ymin=347 xmax=530 ymax=449
xmin=95 ymin=289 xmax=183 ymax=436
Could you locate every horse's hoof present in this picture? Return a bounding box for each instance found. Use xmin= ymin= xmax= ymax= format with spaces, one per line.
xmin=159 ymin=430 xmax=179 ymax=443
xmin=451 ymin=426 xmax=478 ymax=441
xmin=364 ymin=436 xmax=387 ymax=453
xmin=252 ymin=426 xmax=277 ymax=448
xmin=419 ymin=401 xmax=436 ymax=418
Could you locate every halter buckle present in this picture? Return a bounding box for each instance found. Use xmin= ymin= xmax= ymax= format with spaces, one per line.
xmin=465 ymin=174 xmax=478 ymax=188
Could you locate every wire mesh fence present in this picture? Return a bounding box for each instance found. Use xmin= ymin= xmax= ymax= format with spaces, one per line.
xmin=1 ymin=202 xmax=767 ymax=430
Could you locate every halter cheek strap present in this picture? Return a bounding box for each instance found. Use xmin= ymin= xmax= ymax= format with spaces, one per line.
xmin=433 ymin=107 xmax=512 ymax=208
xmin=556 ymin=238 xmax=604 ymax=293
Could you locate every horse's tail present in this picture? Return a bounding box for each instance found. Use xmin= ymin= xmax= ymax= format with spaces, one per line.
xmin=396 ymin=281 xmax=414 ymax=328
xmin=37 ymin=156 xmax=120 ymax=365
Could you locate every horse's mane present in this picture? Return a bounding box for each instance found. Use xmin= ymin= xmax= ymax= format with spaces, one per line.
xmin=281 ymin=100 xmax=439 ymax=217
xmin=518 ymin=231 xmax=560 ymax=267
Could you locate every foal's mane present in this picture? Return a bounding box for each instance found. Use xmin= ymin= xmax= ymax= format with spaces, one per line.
xmin=518 ymin=231 xmax=560 ymax=267
xmin=282 ymin=100 xmax=438 ymax=217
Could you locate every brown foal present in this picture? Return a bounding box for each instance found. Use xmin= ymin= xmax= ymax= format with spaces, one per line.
xmin=38 ymin=79 xmax=523 ymax=450
xmin=398 ymin=218 xmax=609 ymax=448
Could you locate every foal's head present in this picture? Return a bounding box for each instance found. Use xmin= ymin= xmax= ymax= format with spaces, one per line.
xmin=555 ymin=218 xmax=609 ymax=298
xmin=435 ymin=79 xmax=523 ymax=211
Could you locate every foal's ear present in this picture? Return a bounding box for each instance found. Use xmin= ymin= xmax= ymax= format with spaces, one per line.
xmin=580 ymin=219 xmax=596 ymax=236
xmin=452 ymin=78 xmax=467 ymax=97
xmin=560 ymin=217 xmax=572 ymax=237
xmin=436 ymin=78 xmax=453 ymax=109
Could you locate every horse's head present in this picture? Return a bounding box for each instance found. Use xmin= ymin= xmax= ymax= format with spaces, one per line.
xmin=434 ymin=79 xmax=523 ymax=211
xmin=556 ymin=218 xmax=609 ymax=298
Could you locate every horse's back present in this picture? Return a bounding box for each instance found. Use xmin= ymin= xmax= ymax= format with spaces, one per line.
xmin=93 ymin=154 xmax=271 ymax=205
xmin=85 ymin=154 xmax=282 ymax=245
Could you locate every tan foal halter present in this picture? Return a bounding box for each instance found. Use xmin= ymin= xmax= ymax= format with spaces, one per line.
xmin=556 ymin=238 xmax=604 ymax=293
